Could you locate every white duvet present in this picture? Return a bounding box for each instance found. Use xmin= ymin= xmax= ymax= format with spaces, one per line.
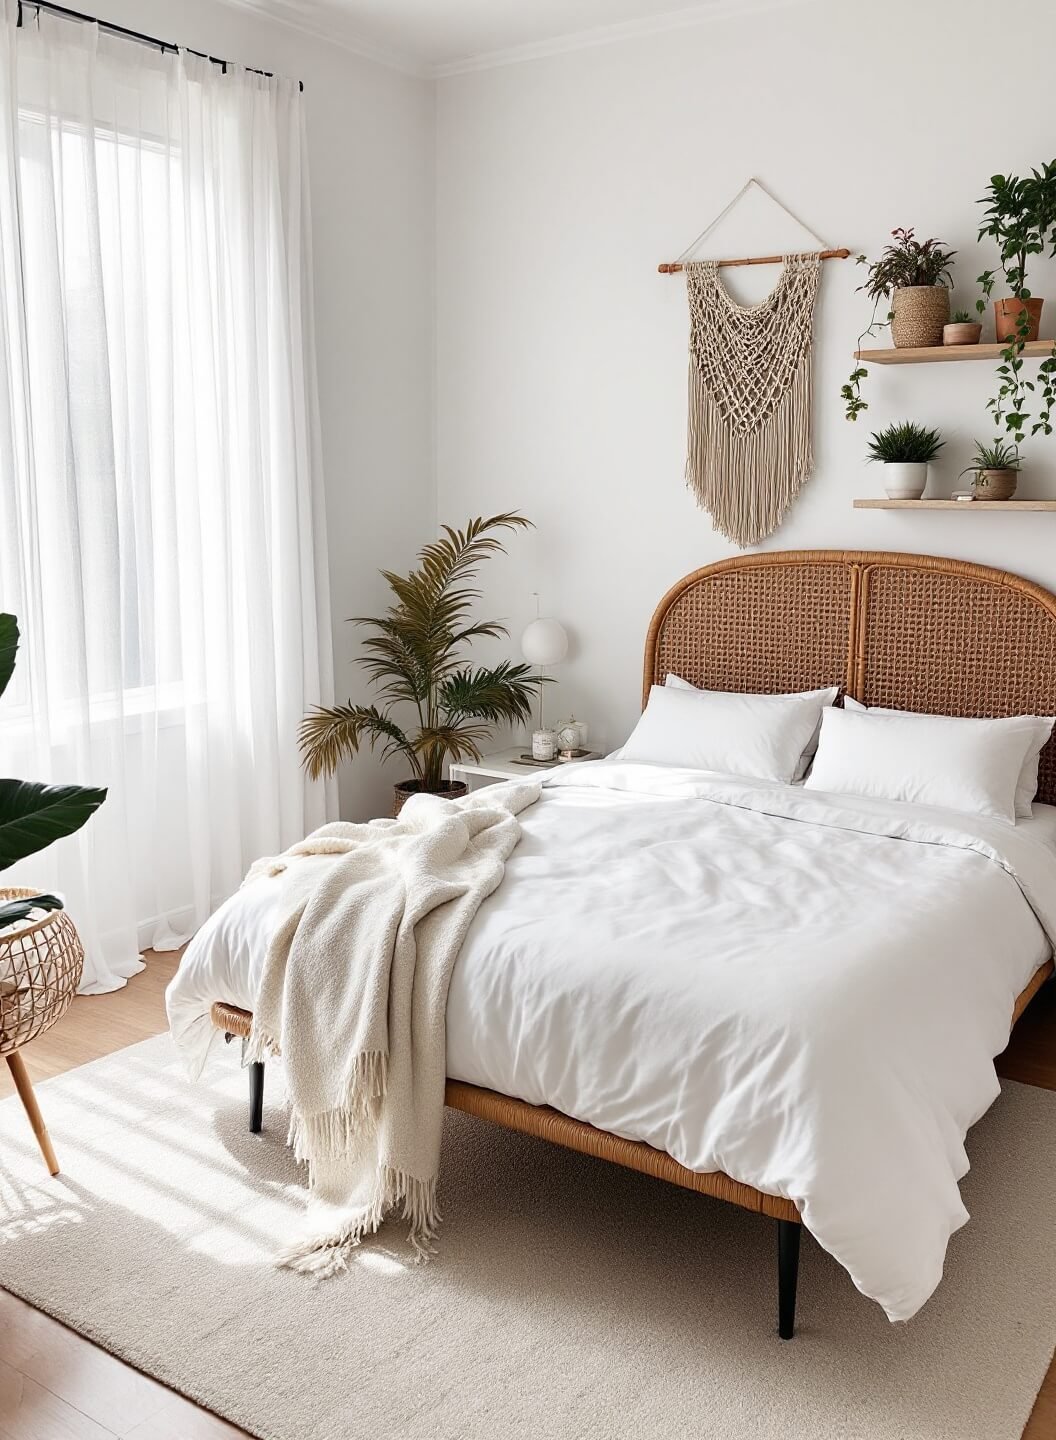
xmin=166 ymin=760 xmax=1056 ymax=1322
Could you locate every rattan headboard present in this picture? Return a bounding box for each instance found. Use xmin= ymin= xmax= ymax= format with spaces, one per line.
xmin=643 ymin=550 xmax=1056 ymax=807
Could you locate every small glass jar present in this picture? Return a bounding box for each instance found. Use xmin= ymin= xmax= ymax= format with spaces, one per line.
xmin=531 ymin=728 xmax=557 ymax=761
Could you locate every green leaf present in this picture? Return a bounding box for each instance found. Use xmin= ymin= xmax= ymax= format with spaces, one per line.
xmin=0 ymin=614 xmax=18 ymax=700
xmin=0 ymin=893 xmax=64 ymax=928
xmin=0 ymin=781 xmax=108 ymax=870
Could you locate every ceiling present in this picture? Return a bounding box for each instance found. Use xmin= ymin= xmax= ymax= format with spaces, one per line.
xmin=233 ymin=0 xmax=760 ymax=75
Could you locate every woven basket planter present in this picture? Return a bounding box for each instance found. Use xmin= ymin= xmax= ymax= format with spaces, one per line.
xmin=0 ymin=889 xmax=84 ymax=1055
xmin=972 ymin=468 xmax=1018 ymax=502
xmin=891 ymin=286 xmax=950 ymax=348
xmin=392 ymin=780 xmax=468 ymax=817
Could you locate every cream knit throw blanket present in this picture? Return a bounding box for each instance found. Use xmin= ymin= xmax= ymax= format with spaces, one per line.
xmin=245 ymin=780 xmax=541 ymax=1277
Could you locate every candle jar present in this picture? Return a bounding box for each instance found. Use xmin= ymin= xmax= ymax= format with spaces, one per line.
xmin=531 ymin=728 xmax=557 ymax=762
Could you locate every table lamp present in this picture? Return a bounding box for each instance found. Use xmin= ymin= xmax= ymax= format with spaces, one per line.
xmin=521 ymin=608 xmax=568 ymax=759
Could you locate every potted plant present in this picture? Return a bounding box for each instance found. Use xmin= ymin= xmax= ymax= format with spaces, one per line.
xmin=976 ymin=164 xmax=1056 ymax=343
xmin=842 ymin=228 xmax=956 ymax=421
xmin=976 ymin=163 xmax=1056 ymax=442
xmin=958 ymin=438 xmax=1022 ymax=502
xmin=866 ymin=420 xmax=944 ymax=499
xmin=0 ymin=614 xmax=106 ymax=1175
xmin=0 ymin=615 xmax=106 ymax=927
xmin=943 ymin=309 xmax=983 ymax=346
xmin=299 ymin=513 xmax=543 ymax=816
xmin=862 ymin=228 xmax=956 ymax=348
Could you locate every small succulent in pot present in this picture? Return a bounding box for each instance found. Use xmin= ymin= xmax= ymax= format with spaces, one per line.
xmin=943 ymin=309 xmax=983 ymax=346
xmin=958 ymin=438 xmax=1022 ymax=501
xmin=866 ymin=420 xmax=944 ymax=500
xmin=842 ymin=229 xmax=956 ymax=420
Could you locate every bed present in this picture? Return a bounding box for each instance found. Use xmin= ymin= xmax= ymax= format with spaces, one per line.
xmin=167 ymin=549 xmax=1056 ymax=1339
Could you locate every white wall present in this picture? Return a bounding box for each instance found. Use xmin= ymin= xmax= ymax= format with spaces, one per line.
xmin=89 ymin=0 xmax=436 ymax=820
xmin=436 ymin=0 xmax=1056 ymax=752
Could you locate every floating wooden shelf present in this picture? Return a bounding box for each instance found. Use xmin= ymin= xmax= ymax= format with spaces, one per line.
xmin=855 ymin=340 xmax=1055 ymax=365
xmin=854 ymin=498 xmax=1056 ymax=511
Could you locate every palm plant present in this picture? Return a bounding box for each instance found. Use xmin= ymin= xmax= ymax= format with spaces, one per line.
xmin=0 ymin=615 xmax=107 ymax=928
xmin=299 ymin=514 xmax=541 ymax=796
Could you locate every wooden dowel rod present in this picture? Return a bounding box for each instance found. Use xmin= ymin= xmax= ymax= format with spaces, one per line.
xmin=658 ymin=247 xmax=851 ymax=274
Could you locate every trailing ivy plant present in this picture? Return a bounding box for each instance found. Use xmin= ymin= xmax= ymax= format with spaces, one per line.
xmin=976 ymin=164 xmax=1056 ymax=441
xmin=842 ymin=229 xmax=956 ymax=422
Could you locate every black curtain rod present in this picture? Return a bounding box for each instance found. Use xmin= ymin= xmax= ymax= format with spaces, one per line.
xmin=16 ymin=0 xmax=305 ymax=91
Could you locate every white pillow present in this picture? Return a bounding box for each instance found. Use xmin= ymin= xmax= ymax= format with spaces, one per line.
xmin=843 ymin=698 xmax=1054 ymax=819
xmin=620 ymin=683 xmax=836 ymax=784
xmin=805 ymin=706 xmax=1040 ymax=823
xmin=665 ymin=675 xmax=838 ymax=780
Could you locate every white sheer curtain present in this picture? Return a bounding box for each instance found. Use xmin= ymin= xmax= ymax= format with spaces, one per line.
xmin=0 ymin=3 xmax=336 ymax=992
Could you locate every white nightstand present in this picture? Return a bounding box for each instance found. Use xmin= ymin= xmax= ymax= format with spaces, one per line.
xmin=448 ymin=746 xmax=549 ymax=790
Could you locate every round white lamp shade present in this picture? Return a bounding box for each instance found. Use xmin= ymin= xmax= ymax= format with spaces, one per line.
xmin=521 ymin=617 xmax=568 ymax=667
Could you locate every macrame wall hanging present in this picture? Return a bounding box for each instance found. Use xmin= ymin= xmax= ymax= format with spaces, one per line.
xmin=660 ymin=180 xmax=849 ymax=549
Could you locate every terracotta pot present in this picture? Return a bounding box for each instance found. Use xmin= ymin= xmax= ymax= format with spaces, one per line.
xmin=971 ymin=468 xmax=1018 ymax=501
xmin=891 ymin=285 xmax=950 ymax=348
xmin=994 ymin=297 xmax=1043 ymax=343
xmin=392 ymin=779 xmax=468 ymax=817
xmin=881 ymin=462 xmax=928 ymax=500
xmin=942 ymin=321 xmax=983 ymax=346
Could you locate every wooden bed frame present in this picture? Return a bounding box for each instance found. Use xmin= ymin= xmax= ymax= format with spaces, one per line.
xmin=211 ymin=550 xmax=1056 ymax=1339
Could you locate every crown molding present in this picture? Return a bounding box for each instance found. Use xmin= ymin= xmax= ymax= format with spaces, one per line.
xmin=216 ymin=0 xmax=429 ymax=78
xmin=216 ymin=0 xmax=804 ymax=85
xmin=431 ymin=0 xmax=800 ymax=79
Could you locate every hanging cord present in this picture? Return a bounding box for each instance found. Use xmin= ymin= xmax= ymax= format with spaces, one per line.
xmin=675 ymin=177 xmax=829 ymax=264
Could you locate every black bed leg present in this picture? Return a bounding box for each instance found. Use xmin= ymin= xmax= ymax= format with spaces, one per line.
xmin=777 ymin=1219 xmax=801 ymax=1339
xmin=248 ymin=1061 xmax=264 ymax=1134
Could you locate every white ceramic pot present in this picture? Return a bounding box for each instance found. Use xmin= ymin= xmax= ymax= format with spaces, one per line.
xmin=882 ymin=462 xmax=928 ymax=500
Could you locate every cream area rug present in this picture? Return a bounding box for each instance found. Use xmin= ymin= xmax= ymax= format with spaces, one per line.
xmin=0 ymin=1036 xmax=1054 ymax=1440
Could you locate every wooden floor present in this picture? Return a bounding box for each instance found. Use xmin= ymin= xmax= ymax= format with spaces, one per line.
xmin=1 ymin=956 xmax=1056 ymax=1439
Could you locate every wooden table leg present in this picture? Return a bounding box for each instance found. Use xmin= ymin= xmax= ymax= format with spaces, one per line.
xmin=5 ymin=1050 xmax=60 ymax=1176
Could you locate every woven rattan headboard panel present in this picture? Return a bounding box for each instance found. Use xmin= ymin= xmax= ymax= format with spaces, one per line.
xmin=643 ymin=550 xmax=1056 ymax=806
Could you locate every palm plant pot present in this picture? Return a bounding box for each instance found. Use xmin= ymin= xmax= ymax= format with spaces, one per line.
xmin=994 ymin=297 xmax=1043 ymax=343
xmin=392 ymin=779 xmax=469 ymax=817
xmin=943 ymin=321 xmax=983 ymax=346
xmin=891 ymin=286 xmax=950 ymax=348
xmin=881 ymin=462 xmax=928 ymax=500
xmin=971 ymin=468 xmax=1018 ymax=501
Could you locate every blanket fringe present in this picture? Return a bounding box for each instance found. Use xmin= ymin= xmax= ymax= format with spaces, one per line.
xmin=243 ymin=1026 xmax=281 ymax=1067
xmin=275 ymin=1166 xmax=440 ymax=1278
xmin=286 ymin=1050 xmax=389 ymax=1166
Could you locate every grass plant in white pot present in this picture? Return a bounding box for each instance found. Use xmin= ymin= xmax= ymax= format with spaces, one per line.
xmin=866 ymin=420 xmax=944 ymax=500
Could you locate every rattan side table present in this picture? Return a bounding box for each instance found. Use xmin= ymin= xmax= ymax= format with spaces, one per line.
xmin=0 ymin=889 xmax=85 ymax=1175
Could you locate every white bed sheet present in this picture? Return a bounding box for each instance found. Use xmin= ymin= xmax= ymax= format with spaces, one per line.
xmin=166 ymin=761 xmax=1056 ymax=1323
